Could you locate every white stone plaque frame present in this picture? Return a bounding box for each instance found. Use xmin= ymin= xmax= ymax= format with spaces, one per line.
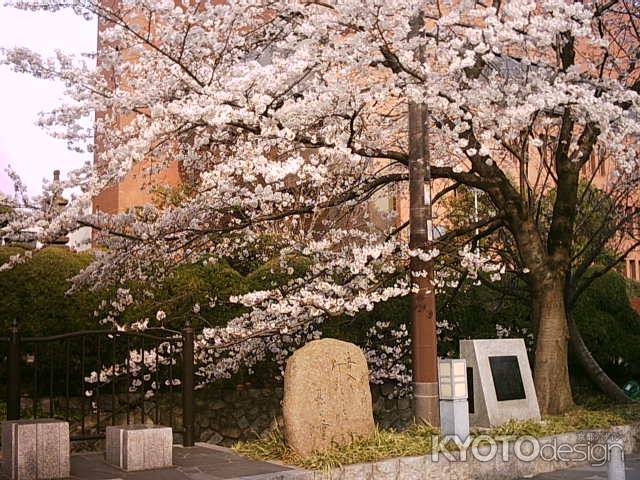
xmin=460 ymin=339 xmax=541 ymax=428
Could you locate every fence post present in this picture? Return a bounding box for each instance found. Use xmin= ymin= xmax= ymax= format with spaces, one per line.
xmin=182 ymin=320 xmax=195 ymax=447
xmin=7 ymin=319 xmax=20 ymax=420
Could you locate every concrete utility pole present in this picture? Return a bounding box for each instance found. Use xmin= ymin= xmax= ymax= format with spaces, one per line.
xmin=408 ymin=13 xmax=439 ymax=426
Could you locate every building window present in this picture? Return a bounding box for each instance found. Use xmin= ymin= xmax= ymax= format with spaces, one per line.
xmin=630 ymin=260 xmax=637 ymax=281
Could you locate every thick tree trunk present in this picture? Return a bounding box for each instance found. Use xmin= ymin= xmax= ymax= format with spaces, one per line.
xmin=567 ymin=313 xmax=632 ymax=403
xmin=532 ymin=276 xmax=574 ymax=414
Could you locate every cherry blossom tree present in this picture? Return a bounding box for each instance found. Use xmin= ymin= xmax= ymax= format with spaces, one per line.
xmin=3 ymin=0 xmax=640 ymax=414
xmin=439 ymin=179 xmax=640 ymax=404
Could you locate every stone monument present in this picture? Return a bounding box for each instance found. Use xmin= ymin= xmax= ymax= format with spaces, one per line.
xmin=282 ymin=338 xmax=375 ymax=456
xmin=460 ymin=338 xmax=540 ymax=428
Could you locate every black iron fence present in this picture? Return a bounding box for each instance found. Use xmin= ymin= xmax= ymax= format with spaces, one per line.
xmin=0 ymin=320 xmax=195 ymax=447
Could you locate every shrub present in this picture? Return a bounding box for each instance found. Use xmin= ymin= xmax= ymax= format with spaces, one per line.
xmin=0 ymin=247 xmax=255 ymax=335
xmin=1 ymin=246 xmax=638 ymax=389
xmin=436 ymin=280 xmax=533 ymax=356
xmin=119 ymin=260 xmax=251 ymax=331
xmin=0 ymin=246 xmax=97 ymax=336
xmin=572 ymin=271 xmax=640 ymax=381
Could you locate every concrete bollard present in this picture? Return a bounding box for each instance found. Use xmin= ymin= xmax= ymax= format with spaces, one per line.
xmin=106 ymin=425 xmax=172 ymax=471
xmin=607 ymin=438 xmax=625 ymax=480
xmin=2 ymin=419 xmax=70 ymax=480
xmin=440 ymin=399 xmax=470 ymax=442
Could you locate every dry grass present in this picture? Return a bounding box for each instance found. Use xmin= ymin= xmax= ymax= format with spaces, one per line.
xmin=234 ymin=423 xmax=439 ymax=470
xmin=233 ymin=402 xmax=640 ymax=470
xmin=486 ymin=408 xmax=630 ymax=439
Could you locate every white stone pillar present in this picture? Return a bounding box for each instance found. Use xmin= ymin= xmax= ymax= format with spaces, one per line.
xmin=607 ymin=438 xmax=625 ymax=480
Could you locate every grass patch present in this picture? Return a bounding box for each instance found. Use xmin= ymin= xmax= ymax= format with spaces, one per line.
xmin=234 ymin=423 xmax=439 ymax=470
xmin=486 ymin=402 xmax=640 ymax=440
xmin=487 ymin=409 xmax=626 ymax=439
xmin=234 ymin=402 xmax=640 ymax=470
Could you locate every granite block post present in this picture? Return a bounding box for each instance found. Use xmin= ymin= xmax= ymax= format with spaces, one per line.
xmin=607 ymin=438 xmax=625 ymax=480
xmin=440 ymin=399 xmax=470 ymax=442
xmin=105 ymin=425 xmax=172 ymax=471
xmin=2 ymin=419 xmax=70 ymax=480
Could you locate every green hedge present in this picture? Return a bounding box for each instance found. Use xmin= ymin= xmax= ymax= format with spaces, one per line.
xmin=0 ymin=246 xmax=97 ymax=336
xmin=119 ymin=260 xmax=251 ymax=331
xmin=0 ymin=246 xmax=305 ymax=335
xmin=1 ymin=246 xmax=639 ymax=384
xmin=436 ymin=282 xmax=533 ymax=355
xmin=572 ymin=271 xmax=640 ymax=380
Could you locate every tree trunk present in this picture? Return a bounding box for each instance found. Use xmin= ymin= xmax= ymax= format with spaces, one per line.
xmin=567 ymin=313 xmax=632 ymax=403
xmin=532 ymin=276 xmax=574 ymax=414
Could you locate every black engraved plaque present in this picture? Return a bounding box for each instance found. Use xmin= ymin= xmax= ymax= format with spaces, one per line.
xmin=489 ymin=355 xmax=526 ymax=401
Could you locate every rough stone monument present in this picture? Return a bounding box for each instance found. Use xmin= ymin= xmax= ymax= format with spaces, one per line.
xmin=460 ymin=338 xmax=540 ymax=428
xmin=282 ymin=338 xmax=375 ymax=456
xmin=2 ymin=419 xmax=70 ymax=480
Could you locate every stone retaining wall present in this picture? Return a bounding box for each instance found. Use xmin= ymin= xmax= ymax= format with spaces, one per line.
xmin=19 ymin=383 xmax=412 ymax=451
xmin=196 ymin=384 xmax=413 ymax=447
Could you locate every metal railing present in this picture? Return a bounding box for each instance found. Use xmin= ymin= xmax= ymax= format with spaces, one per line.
xmin=1 ymin=319 xmax=195 ymax=447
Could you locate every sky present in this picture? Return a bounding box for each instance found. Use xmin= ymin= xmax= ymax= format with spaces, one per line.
xmin=0 ymin=4 xmax=96 ymax=196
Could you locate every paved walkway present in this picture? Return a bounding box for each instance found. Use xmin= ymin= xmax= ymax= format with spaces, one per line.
xmin=526 ymin=454 xmax=640 ymax=479
xmin=64 ymin=450 xmax=640 ymax=480
xmin=7 ymin=444 xmax=640 ymax=479
xmin=68 ymin=444 xmax=299 ymax=480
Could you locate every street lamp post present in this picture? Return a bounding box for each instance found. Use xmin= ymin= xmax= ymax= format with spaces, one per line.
xmin=408 ymin=12 xmax=439 ymax=426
